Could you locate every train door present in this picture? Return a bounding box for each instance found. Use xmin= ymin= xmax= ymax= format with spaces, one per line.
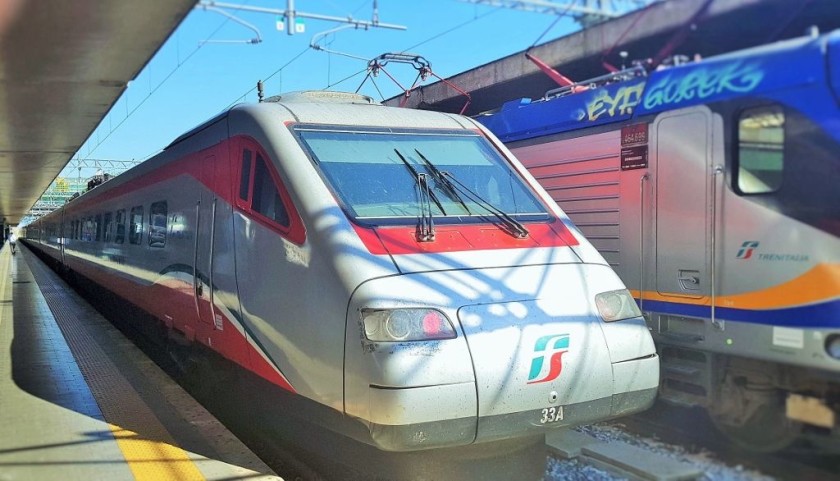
xmin=651 ymin=107 xmax=714 ymax=300
xmin=59 ymin=210 xmax=66 ymax=265
xmin=194 ymin=155 xmax=220 ymax=330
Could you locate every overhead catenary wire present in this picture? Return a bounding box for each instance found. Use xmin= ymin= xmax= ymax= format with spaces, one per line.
xmin=339 ymin=5 xmax=502 ymax=99
xmin=81 ymin=1 xmax=256 ymax=161
xmin=323 ymin=67 xmax=368 ymax=90
xmin=223 ymin=46 xmax=312 ymax=110
xmin=108 ymin=1 xmax=506 ymax=163
xmin=527 ymin=1 xmax=576 ymax=49
xmin=225 ymin=1 xmax=380 ymax=106
xmin=398 ymin=6 xmax=501 ymax=53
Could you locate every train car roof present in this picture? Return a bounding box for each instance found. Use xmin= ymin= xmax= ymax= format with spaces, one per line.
xmin=228 ymin=91 xmax=477 ymax=132
xmin=478 ymin=29 xmax=838 ymax=143
xmin=33 ymin=91 xmax=480 ymax=225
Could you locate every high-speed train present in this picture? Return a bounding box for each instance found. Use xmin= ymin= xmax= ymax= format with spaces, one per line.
xmin=24 ymin=91 xmax=658 ymax=458
xmin=478 ymin=30 xmax=840 ymax=451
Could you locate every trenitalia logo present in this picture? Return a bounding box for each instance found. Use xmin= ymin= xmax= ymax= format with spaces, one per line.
xmin=527 ymin=334 xmax=569 ymax=384
xmin=736 ymin=241 xmax=759 ymax=259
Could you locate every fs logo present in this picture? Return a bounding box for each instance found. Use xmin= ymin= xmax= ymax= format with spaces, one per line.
xmin=736 ymin=241 xmax=760 ymax=259
xmin=527 ymin=334 xmax=569 ymax=384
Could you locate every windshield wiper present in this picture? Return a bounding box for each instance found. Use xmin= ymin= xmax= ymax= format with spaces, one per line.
xmin=414 ymin=149 xmax=471 ymax=215
xmin=395 ymin=149 xmax=438 ymax=241
xmin=412 ymin=151 xmax=529 ymax=239
xmin=443 ymin=171 xmax=529 ymax=239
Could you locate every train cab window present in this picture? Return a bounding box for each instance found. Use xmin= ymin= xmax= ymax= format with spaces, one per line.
xmin=149 ymin=201 xmax=167 ymax=248
xmin=239 ymin=150 xmax=252 ymax=201
xmin=251 ymin=154 xmax=290 ymax=227
xmin=115 ymin=209 xmax=126 ymax=244
xmin=737 ymin=106 xmax=784 ymax=194
xmin=103 ymin=213 xmax=113 ymax=242
xmin=129 ymin=206 xmax=144 ymax=245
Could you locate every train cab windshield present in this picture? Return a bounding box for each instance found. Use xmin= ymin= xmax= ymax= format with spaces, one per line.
xmin=294 ymin=126 xmax=551 ymax=225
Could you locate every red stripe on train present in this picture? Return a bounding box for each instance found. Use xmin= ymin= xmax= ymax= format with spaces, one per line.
xmin=60 ymin=251 xmax=296 ymax=393
xmin=352 ymin=219 xmax=579 ymax=255
xmin=63 ymin=135 xmax=306 ymax=246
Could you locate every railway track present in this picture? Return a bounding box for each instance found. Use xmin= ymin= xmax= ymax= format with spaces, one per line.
xmin=612 ymin=401 xmax=840 ymax=481
xmin=58 ymin=266 xmax=840 ymax=481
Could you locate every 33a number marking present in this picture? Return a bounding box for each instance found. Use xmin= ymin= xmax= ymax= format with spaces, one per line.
xmin=540 ymin=406 xmax=564 ymax=424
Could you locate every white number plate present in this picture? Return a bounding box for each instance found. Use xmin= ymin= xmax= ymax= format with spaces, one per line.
xmin=539 ymin=405 xmax=564 ymax=424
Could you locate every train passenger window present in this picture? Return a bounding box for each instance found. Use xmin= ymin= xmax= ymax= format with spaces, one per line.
xmin=103 ymin=213 xmax=113 ymax=242
xmin=737 ymin=106 xmax=784 ymax=194
xmin=95 ymin=214 xmax=103 ymax=242
xmin=251 ymin=154 xmax=290 ymax=227
xmin=83 ymin=217 xmax=93 ymax=241
xmin=149 ymin=201 xmax=167 ymax=248
xmin=239 ymin=150 xmax=252 ymax=201
xmin=129 ymin=206 xmax=143 ymax=245
xmin=115 ymin=209 xmax=126 ymax=244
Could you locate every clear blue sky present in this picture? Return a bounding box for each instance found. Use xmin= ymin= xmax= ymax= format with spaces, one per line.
xmin=71 ymin=0 xmax=612 ymax=171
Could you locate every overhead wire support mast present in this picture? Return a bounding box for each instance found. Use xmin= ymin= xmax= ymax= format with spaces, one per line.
xmin=197 ymin=0 xmax=407 ymax=35
xmin=198 ymin=5 xmax=263 ymax=45
xmin=310 ymin=25 xmax=371 ymax=61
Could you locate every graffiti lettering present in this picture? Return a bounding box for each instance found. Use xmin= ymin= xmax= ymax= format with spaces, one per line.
xmin=586 ymin=81 xmax=645 ymax=121
xmin=643 ymin=61 xmax=764 ymax=110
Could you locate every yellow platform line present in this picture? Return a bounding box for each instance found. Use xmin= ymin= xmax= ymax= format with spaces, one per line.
xmin=110 ymin=425 xmax=206 ymax=481
xmin=19 ymin=246 xmax=207 ymax=481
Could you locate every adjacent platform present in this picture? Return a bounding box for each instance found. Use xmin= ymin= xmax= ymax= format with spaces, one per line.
xmin=0 ymin=244 xmax=281 ymax=481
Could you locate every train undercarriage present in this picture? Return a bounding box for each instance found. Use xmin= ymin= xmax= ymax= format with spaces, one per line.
xmin=658 ymin=344 xmax=840 ymax=452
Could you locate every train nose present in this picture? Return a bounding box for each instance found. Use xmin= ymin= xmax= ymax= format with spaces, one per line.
xmin=457 ymin=300 xmax=612 ymax=439
xmin=455 ymin=266 xmax=658 ymax=442
xmin=344 ymin=263 xmax=657 ymax=450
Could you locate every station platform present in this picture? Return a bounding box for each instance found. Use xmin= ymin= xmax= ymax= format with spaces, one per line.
xmin=0 ymin=244 xmax=282 ymax=481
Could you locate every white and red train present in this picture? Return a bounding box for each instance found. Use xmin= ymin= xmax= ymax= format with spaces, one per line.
xmin=25 ymin=91 xmax=658 ymax=454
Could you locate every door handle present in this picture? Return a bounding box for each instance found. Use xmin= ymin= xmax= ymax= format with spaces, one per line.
xmin=678 ymin=269 xmax=701 ymax=291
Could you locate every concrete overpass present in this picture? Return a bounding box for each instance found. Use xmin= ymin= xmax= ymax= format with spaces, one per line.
xmin=385 ymin=0 xmax=840 ymax=115
xmin=0 ymin=0 xmax=196 ymax=226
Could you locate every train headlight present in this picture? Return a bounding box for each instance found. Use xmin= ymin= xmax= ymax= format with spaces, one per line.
xmin=595 ymin=289 xmax=642 ymax=322
xmin=826 ymin=335 xmax=840 ymax=360
xmin=361 ymin=308 xmax=457 ymax=342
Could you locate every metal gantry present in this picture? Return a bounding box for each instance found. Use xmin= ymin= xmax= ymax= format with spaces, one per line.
xmin=459 ymin=0 xmax=657 ymax=27
xmin=198 ymin=0 xmax=407 ymax=35
xmin=22 ymin=158 xmax=142 ymax=223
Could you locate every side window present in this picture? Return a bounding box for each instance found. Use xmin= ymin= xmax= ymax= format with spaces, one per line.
xmin=737 ymin=105 xmax=784 ymax=194
xmin=251 ymin=153 xmax=290 ymax=227
xmin=94 ymin=214 xmax=103 ymax=242
xmin=239 ymin=150 xmax=252 ymax=201
xmin=115 ymin=209 xmax=126 ymax=244
xmin=103 ymin=213 xmax=113 ymax=242
xmin=149 ymin=201 xmax=167 ymax=248
xmin=129 ymin=206 xmax=144 ymax=245
xmin=84 ymin=217 xmax=93 ymax=241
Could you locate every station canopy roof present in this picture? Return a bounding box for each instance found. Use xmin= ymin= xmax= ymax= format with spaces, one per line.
xmin=0 ymin=0 xmax=195 ymax=225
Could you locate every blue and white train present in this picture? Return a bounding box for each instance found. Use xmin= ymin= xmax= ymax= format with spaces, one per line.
xmin=479 ymin=29 xmax=840 ymax=450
